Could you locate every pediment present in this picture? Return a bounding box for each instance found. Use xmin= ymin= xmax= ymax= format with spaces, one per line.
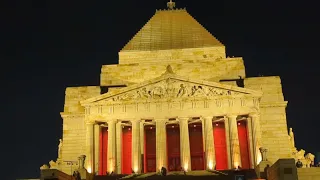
xmin=81 ymin=74 xmax=262 ymax=105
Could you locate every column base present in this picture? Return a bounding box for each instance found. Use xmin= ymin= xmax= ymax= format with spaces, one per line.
xmin=256 ymin=160 xmax=272 ymax=179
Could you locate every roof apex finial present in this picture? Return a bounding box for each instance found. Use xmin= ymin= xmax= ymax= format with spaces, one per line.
xmin=167 ymin=0 xmax=176 ymax=10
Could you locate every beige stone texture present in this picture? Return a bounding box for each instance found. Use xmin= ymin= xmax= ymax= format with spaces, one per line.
xmin=131 ymin=120 xmax=141 ymax=173
xmin=107 ymin=120 xmax=116 ymax=173
xmin=245 ymin=77 xmax=293 ymax=164
xmin=298 ymin=168 xmax=320 ymax=180
xmin=267 ymin=159 xmax=298 ymax=180
xmin=116 ymin=122 xmax=122 ymax=174
xmin=50 ymin=7 xmax=303 ymax=176
xmin=59 ymin=114 xmax=86 ymax=174
xmin=156 ymin=119 xmax=167 ymax=171
xmin=179 ymin=117 xmax=191 ymax=171
xmin=227 ymin=115 xmax=241 ymax=168
xmin=100 ymin=57 xmax=245 ymax=86
xmin=204 ymin=116 xmax=215 ymax=170
xmin=64 ymin=86 xmax=100 ymax=113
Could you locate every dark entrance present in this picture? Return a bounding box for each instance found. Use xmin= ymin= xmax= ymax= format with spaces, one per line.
xmin=166 ymin=124 xmax=181 ymax=171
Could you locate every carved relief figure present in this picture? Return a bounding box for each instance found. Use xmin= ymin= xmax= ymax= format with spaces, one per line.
xmin=152 ymin=86 xmax=165 ymax=99
xmin=106 ymin=78 xmax=244 ymax=102
xmin=289 ymin=128 xmax=295 ymax=148
xmin=58 ymin=139 xmax=63 ymax=159
xmin=177 ymin=84 xmax=187 ymax=97
xmin=164 ymin=78 xmax=175 ymax=98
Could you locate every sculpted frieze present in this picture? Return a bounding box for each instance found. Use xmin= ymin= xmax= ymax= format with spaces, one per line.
xmin=103 ymin=78 xmax=246 ymax=103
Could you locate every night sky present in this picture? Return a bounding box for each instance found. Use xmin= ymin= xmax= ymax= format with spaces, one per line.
xmin=3 ymin=0 xmax=320 ymax=179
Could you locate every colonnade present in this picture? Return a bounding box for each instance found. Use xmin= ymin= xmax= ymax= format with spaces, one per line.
xmin=85 ymin=113 xmax=261 ymax=174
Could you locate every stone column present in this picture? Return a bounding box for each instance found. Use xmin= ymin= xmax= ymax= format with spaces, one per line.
xmin=204 ymin=116 xmax=215 ymax=170
xmin=250 ymin=113 xmax=262 ymax=166
xmin=94 ymin=124 xmax=100 ymax=174
xmin=107 ymin=120 xmax=116 ymax=173
xmin=85 ymin=121 xmax=95 ymax=173
xmin=224 ymin=117 xmax=232 ymax=169
xmin=227 ymin=115 xmax=241 ymax=168
xmin=247 ymin=117 xmax=255 ymax=169
xmin=179 ymin=117 xmax=191 ymax=171
xmin=132 ymin=119 xmax=141 ymax=173
xmin=116 ymin=121 xmax=122 ymax=174
xmin=140 ymin=121 xmax=145 ymax=173
xmin=156 ymin=119 xmax=167 ymax=171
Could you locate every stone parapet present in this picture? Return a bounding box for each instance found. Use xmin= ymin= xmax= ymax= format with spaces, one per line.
xmin=298 ymin=168 xmax=320 ymax=180
xmin=100 ymin=57 xmax=245 ymax=86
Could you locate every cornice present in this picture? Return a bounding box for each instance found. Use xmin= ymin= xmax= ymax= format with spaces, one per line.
xmin=60 ymin=112 xmax=85 ymax=118
xmin=259 ymin=101 xmax=288 ymax=108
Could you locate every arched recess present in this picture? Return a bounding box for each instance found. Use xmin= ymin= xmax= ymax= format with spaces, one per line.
xmin=166 ymin=124 xmax=181 ymax=171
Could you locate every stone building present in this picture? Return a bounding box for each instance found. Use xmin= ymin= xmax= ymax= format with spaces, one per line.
xmin=49 ymin=1 xmax=299 ymax=176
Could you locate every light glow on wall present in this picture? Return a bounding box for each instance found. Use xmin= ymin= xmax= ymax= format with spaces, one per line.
xmin=208 ymin=161 xmax=213 ymax=170
xmin=184 ymin=163 xmax=188 ymax=172
xmin=257 ymin=150 xmax=262 ymax=164
xmin=234 ymin=162 xmax=239 ymax=169
xmin=109 ymin=160 xmax=114 ymax=173
xmin=87 ymin=167 xmax=92 ymax=173
xmin=134 ymin=167 xmax=138 ymax=173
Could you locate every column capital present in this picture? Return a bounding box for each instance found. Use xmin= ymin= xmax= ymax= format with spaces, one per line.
xmin=107 ymin=119 xmax=117 ymax=124
xmin=226 ymin=114 xmax=238 ymax=119
xmin=154 ymin=118 xmax=168 ymax=122
xmin=130 ymin=118 xmax=142 ymax=122
xmin=201 ymin=116 xmax=213 ymax=120
xmin=85 ymin=120 xmax=95 ymax=125
xmin=249 ymin=113 xmax=260 ymax=118
xmin=177 ymin=117 xmax=190 ymax=121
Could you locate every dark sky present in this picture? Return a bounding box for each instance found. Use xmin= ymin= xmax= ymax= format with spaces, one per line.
xmin=2 ymin=0 xmax=320 ymax=179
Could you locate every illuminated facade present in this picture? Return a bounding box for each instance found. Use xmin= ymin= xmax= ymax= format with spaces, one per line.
xmin=52 ymin=2 xmax=298 ymax=176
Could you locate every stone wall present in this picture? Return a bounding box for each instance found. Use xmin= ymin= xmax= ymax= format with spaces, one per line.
xmin=245 ymin=77 xmax=293 ymax=164
xmin=267 ymin=159 xmax=298 ymax=180
xmin=64 ymin=87 xmax=101 ymax=113
xmin=298 ymin=168 xmax=320 ymax=180
xmin=118 ymin=47 xmax=226 ymax=64
xmin=100 ymin=57 xmax=245 ymax=86
xmin=60 ymin=86 xmax=101 ymax=174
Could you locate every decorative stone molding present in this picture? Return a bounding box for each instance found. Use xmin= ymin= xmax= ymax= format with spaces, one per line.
xmin=60 ymin=113 xmax=85 ymax=119
xmin=259 ymin=101 xmax=288 ymax=108
xmin=81 ymin=74 xmax=262 ymax=106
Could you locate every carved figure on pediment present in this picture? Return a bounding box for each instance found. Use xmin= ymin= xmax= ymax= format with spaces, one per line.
xmin=189 ymin=85 xmax=206 ymax=97
xmin=288 ymin=127 xmax=295 ymax=148
xmin=164 ymin=79 xmax=175 ymax=98
xmin=40 ymin=164 xmax=49 ymax=170
xmin=137 ymin=87 xmax=151 ymax=99
xmin=177 ymin=84 xmax=187 ymax=97
xmin=152 ymin=86 xmax=165 ymax=99
xmin=305 ymin=153 xmax=315 ymax=167
xmin=58 ymin=139 xmax=63 ymax=159
xmin=207 ymin=87 xmax=218 ymax=96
